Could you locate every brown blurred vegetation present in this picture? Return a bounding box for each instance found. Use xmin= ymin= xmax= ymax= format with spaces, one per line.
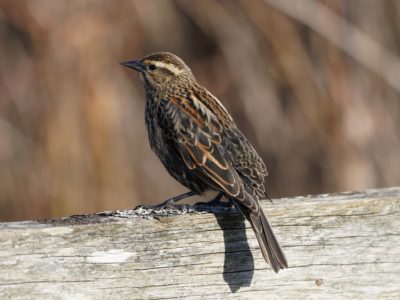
xmin=0 ymin=0 xmax=400 ymax=221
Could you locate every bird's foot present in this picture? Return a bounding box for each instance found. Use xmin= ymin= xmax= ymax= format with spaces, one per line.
xmin=154 ymin=198 xmax=178 ymax=209
xmin=134 ymin=191 xmax=196 ymax=210
xmin=135 ymin=198 xmax=179 ymax=211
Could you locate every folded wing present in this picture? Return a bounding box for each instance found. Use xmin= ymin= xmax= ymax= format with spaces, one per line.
xmin=160 ymin=95 xmax=242 ymax=197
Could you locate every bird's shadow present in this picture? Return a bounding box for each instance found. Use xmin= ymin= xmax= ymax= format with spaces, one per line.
xmin=213 ymin=210 xmax=254 ymax=293
xmin=125 ymin=201 xmax=254 ymax=293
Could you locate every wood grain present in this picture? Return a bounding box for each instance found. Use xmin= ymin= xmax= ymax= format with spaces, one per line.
xmin=0 ymin=187 xmax=399 ymax=299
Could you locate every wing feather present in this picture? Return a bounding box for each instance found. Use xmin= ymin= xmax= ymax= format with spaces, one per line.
xmin=161 ymin=95 xmax=241 ymax=197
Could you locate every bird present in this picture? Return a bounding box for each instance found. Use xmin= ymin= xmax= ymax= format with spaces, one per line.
xmin=121 ymin=52 xmax=288 ymax=272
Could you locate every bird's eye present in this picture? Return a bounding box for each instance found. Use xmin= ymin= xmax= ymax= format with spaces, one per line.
xmin=148 ymin=64 xmax=156 ymax=71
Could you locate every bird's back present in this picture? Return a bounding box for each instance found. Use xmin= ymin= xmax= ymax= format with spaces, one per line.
xmin=190 ymin=84 xmax=268 ymax=199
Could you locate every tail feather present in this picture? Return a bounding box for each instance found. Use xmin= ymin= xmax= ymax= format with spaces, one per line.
xmin=235 ymin=196 xmax=288 ymax=273
xmin=252 ymin=209 xmax=288 ymax=272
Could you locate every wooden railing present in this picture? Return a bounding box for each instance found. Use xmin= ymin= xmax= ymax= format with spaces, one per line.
xmin=1 ymin=187 xmax=399 ymax=299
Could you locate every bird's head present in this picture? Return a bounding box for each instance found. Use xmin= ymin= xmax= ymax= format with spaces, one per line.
xmin=121 ymin=52 xmax=194 ymax=89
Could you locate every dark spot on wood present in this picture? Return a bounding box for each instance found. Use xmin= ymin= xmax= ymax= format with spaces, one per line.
xmin=315 ymin=278 xmax=324 ymax=286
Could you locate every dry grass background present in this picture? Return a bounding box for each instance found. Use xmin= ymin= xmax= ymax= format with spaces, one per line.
xmin=0 ymin=0 xmax=399 ymax=221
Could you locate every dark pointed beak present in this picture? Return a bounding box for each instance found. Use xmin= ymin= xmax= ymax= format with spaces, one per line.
xmin=120 ymin=60 xmax=145 ymax=72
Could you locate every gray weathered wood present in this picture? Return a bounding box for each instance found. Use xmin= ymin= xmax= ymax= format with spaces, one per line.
xmin=0 ymin=187 xmax=399 ymax=299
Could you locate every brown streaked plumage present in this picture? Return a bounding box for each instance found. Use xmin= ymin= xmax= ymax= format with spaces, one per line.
xmin=121 ymin=52 xmax=288 ymax=272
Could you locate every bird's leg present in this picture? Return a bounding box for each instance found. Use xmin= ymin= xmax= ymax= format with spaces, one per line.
xmin=195 ymin=192 xmax=232 ymax=207
xmin=208 ymin=192 xmax=228 ymax=206
xmin=151 ymin=191 xmax=196 ymax=208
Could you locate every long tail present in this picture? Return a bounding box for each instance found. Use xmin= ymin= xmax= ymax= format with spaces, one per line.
xmin=234 ymin=195 xmax=288 ymax=273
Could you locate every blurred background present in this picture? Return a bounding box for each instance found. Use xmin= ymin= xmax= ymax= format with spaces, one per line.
xmin=0 ymin=0 xmax=400 ymax=221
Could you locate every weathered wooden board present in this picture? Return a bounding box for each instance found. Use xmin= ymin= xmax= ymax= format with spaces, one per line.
xmin=0 ymin=187 xmax=399 ymax=299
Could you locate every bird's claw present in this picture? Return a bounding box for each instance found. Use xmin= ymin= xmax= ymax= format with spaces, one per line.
xmin=136 ymin=198 xmax=177 ymax=211
xmin=160 ymin=198 xmax=177 ymax=209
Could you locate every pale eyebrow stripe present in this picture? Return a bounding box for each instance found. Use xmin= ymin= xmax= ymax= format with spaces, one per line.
xmin=145 ymin=60 xmax=183 ymax=75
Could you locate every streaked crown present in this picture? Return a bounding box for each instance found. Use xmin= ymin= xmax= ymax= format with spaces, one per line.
xmin=142 ymin=52 xmax=190 ymax=74
xmin=121 ymin=52 xmax=194 ymax=88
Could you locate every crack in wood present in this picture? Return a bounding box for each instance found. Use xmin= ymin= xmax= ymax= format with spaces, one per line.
xmin=1 ymin=187 xmax=399 ymax=298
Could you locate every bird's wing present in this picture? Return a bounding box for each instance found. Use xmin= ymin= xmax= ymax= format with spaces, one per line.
xmin=224 ymin=130 xmax=268 ymax=199
xmin=190 ymin=86 xmax=268 ymax=199
xmin=159 ymin=95 xmax=242 ymax=197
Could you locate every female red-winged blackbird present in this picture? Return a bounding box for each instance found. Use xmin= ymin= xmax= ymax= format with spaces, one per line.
xmin=121 ymin=52 xmax=288 ymax=272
